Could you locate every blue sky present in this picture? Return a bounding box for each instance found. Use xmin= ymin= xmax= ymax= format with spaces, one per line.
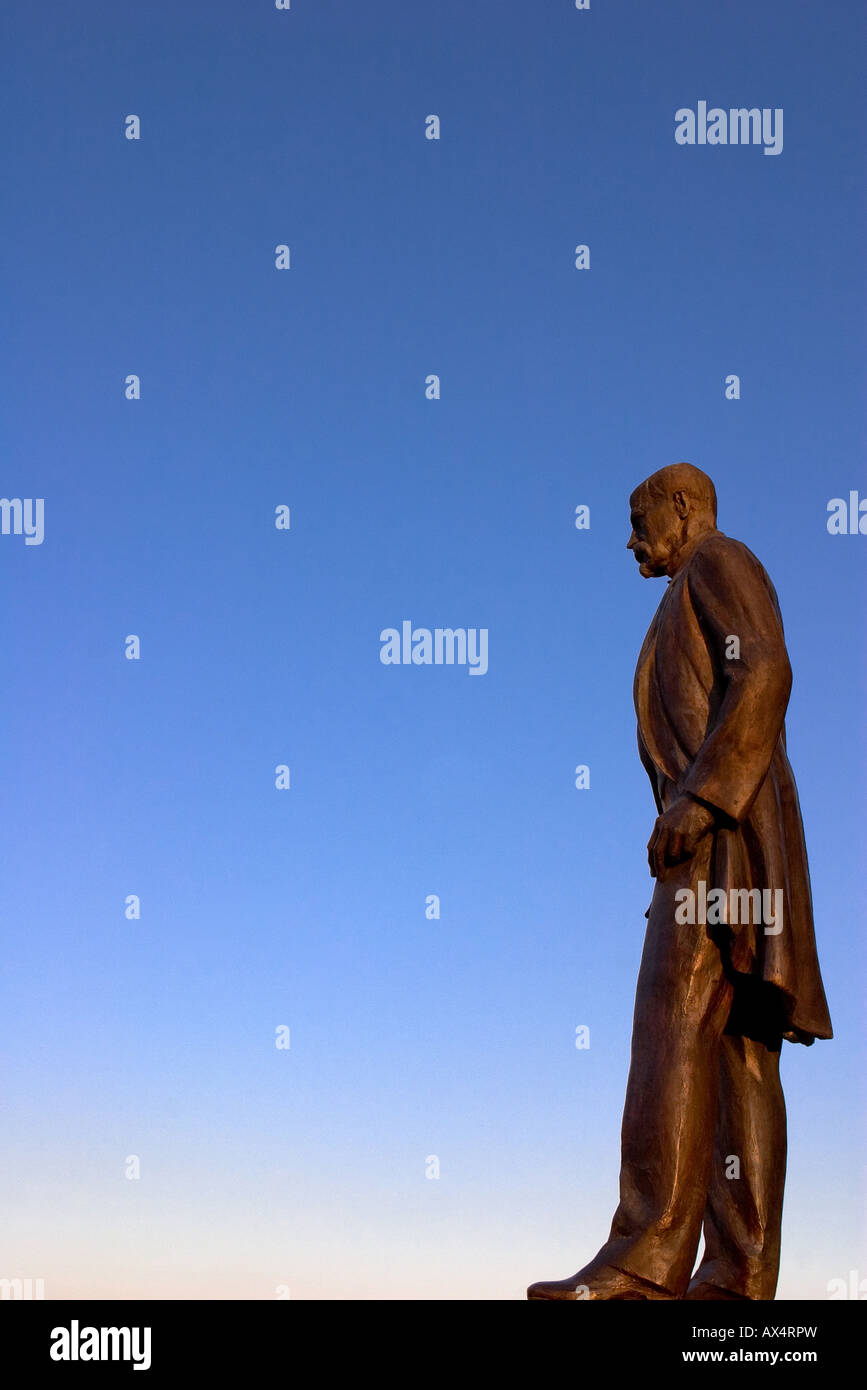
xmin=2 ymin=0 xmax=864 ymax=1299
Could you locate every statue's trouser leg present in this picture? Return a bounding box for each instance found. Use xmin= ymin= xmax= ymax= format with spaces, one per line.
xmin=583 ymin=842 xmax=735 ymax=1297
xmin=688 ymin=1033 xmax=786 ymax=1299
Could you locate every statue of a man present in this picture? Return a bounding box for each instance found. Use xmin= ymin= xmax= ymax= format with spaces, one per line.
xmin=528 ymin=464 xmax=832 ymax=1301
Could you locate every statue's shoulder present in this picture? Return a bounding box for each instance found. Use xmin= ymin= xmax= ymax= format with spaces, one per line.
xmin=685 ymin=532 xmax=782 ymax=618
xmin=687 ymin=530 xmax=765 ymax=577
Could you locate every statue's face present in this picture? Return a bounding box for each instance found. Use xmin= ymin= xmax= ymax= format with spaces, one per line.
xmin=627 ymin=487 xmax=681 ymax=577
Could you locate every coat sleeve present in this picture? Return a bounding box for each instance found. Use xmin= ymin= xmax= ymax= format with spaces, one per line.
xmin=679 ymin=536 xmax=792 ymax=823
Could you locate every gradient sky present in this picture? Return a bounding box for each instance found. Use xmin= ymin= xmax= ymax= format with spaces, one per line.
xmin=2 ymin=0 xmax=864 ymax=1300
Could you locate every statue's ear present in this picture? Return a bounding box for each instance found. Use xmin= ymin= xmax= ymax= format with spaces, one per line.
xmin=672 ymin=489 xmax=690 ymax=519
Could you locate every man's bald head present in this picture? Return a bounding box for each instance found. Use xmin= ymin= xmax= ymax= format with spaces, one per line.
xmin=627 ymin=463 xmax=719 ymax=579
xmin=631 ymin=463 xmax=717 ymax=524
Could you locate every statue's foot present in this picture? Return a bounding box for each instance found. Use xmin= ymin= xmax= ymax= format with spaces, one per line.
xmin=527 ymin=1263 xmax=675 ymax=1301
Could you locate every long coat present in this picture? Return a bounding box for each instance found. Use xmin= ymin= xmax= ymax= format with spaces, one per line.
xmin=633 ymin=529 xmax=833 ymax=1044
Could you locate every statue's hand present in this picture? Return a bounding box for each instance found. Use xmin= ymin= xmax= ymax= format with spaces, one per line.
xmin=647 ymin=796 xmax=715 ymax=879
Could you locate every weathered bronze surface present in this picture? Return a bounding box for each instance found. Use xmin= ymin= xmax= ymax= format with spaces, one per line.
xmin=528 ymin=463 xmax=832 ymax=1301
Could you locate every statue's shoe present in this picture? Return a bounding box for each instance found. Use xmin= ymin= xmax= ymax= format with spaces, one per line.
xmin=527 ymin=1263 xmax=675 ymax=1301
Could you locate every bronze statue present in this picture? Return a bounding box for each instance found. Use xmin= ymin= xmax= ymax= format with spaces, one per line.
xmin=528 ymin=464 xmax=832 ymax=1301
